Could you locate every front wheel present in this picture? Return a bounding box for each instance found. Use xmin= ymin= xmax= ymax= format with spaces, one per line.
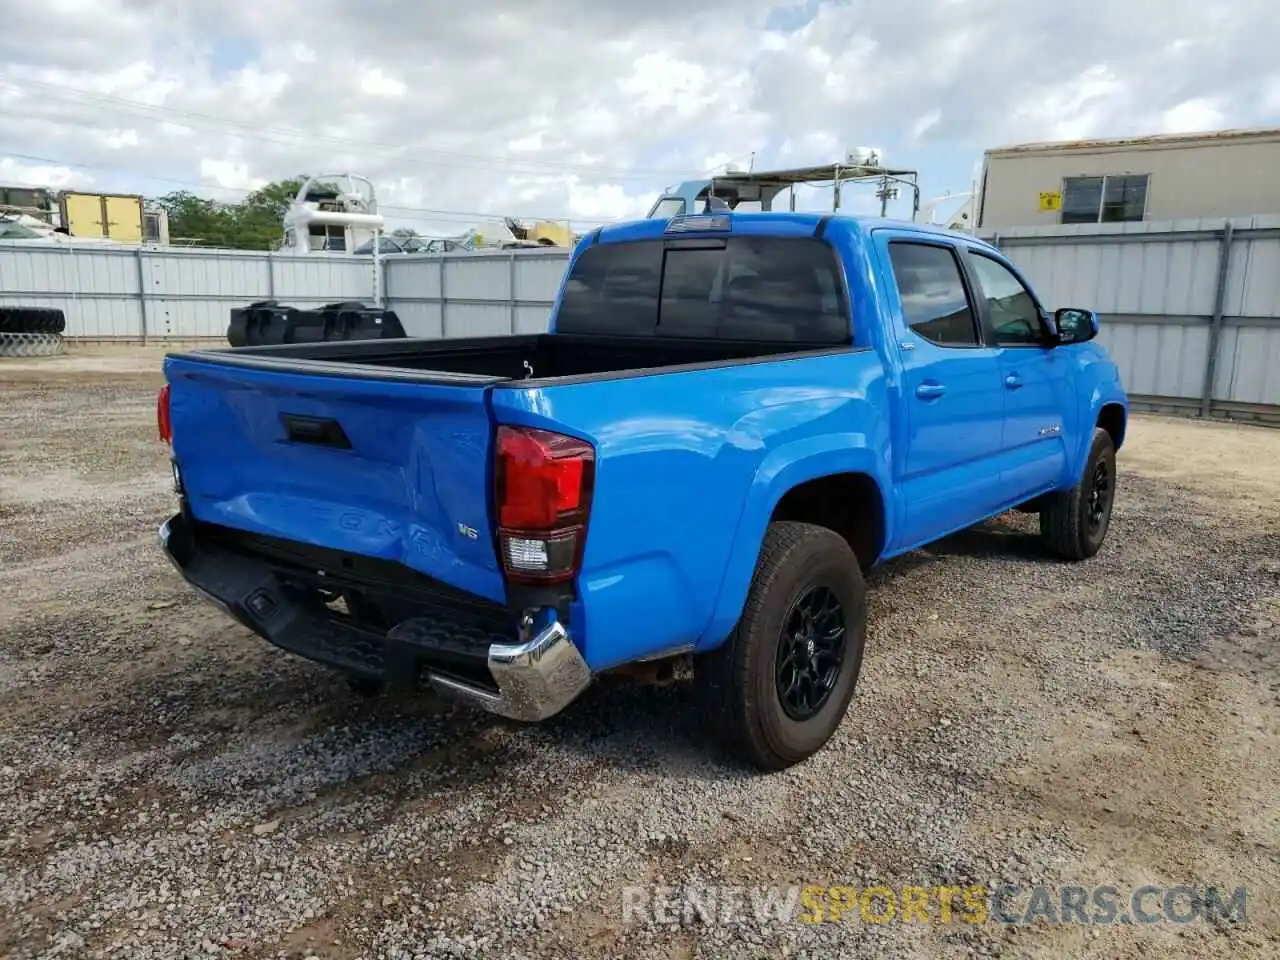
xmin=1039 ymin=428 xmax=1117 ymax=560
xmin=694 ymin=521 xmax=868 ymax=771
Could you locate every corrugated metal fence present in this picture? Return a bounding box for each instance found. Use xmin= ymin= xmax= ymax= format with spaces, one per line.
xmin=0 ymin=242 xmax=570 ymax=341
xmin=980 ymin=215 xmax=1280 ymax=424
xmin=385 ymin=249 xmax=569 ymax=338
xmin=2 ymin=219 xmax=1277 ymax=422
xmin=0 ymin=244 xmax=381 ymax=339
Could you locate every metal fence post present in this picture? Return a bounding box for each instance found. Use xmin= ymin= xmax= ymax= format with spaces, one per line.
xmin=439 ymin=256 xmax=447 ymax=338
xmin=266 ymin=250 xmax=275 ymax=300
xmin=134 ymin=246 xmax=149 ymax=344
xmin=379 ymin=252 xmax=389 ymax=310
xmin=509 ymin=251 xmax=518 ymax=334
xmin=1199 ymin=221 xmax=1235 ymax=418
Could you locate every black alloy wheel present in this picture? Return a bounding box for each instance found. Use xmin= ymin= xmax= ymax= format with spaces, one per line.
xmin=775 ymin=585 xmax=846 ymax=721
xmin=1086 ymin=458 xmax=1112 ymax=535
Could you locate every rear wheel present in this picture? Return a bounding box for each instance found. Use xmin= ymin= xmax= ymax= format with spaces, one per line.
xmin=694 ymin=521 xmax=868 ymax=771
xmin=1039 ymin=428 xmax=1117 ymax=560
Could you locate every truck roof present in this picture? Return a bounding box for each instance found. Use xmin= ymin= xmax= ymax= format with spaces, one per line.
xmin=595 ymin=211 xmax=991 ymax=249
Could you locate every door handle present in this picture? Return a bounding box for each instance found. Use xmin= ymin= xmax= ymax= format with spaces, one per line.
xmin=915 ymin=382 xmax=946 ymax=400
xmin=1004 ymin=374 xmax=1023 ymax=390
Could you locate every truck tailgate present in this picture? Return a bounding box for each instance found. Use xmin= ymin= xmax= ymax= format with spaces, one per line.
xmin=163 ymin=353 xmax=507 ymax=603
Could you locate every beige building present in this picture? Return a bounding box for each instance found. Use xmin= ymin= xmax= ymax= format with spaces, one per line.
xmin=976 ymin=126 xmax=1280 ymax=230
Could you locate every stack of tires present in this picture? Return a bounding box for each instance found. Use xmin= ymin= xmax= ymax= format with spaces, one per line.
xmin=0 ymin=307 xmax=67 ymax=358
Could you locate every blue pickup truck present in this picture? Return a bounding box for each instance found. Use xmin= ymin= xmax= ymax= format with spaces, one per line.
xmin=156 ymin=212 xmax=1127 ymax=770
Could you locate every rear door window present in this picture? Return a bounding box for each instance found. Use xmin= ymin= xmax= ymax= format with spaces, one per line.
xmin=719 ymin=237 xmax=847 ymax=342
xmin=556 ymin=235 xmax=850 ymax=343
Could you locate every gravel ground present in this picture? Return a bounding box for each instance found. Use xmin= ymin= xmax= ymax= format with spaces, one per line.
xmin=1 ymin=347 xmax=1278 ymax=959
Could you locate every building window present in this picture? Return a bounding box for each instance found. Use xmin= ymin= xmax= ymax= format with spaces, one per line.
xmin=1061 ymin=174 xmax=1149 ymax=224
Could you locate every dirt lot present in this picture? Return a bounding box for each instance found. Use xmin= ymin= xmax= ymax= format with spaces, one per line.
xmin=1 ymin=348 xmax=1277 ymax=959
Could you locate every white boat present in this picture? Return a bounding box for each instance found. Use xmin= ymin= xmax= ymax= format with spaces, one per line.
xmin=278 ymin=173 xmax=573 ymax=256
xmin=0 ymin=212 xmax=124 ymax=246
xmin=280 ymin=174 xmax=385 ymax=255
xmin=917 ymin=187 xmax=978 ymax=233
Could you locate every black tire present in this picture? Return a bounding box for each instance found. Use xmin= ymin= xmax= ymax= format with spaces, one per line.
xmin=694 ymin=521 xmax=868 ymax=771
xmin=1039 ymin=428 xmax=1117 ymax=560
xmin=0 ymin=332 xmax=65 ymax=358
xmin=0 ymin=307 xmax=66 ymax=335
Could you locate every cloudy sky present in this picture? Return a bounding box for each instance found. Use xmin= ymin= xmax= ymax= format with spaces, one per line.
xmin=2 ymin=0 xmax=1278 ymax=235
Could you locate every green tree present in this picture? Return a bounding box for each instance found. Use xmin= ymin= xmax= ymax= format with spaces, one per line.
xmin=156 ymin=176 xmax=308 ymax=250
xmin=233 ymin=177 xmax=307 ymax=250
xmin=155 ymin=191 xmax=234 ymax=247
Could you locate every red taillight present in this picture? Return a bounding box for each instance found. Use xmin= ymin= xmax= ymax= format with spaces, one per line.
xmin=494 ymin=425 xmax=594 ymax=584
xmin=157 ymin=384 xmax=172 ymax=444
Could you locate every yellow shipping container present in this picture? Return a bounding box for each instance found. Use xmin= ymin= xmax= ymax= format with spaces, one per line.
xmin=59 ymin=192 xmax=145 ymax=242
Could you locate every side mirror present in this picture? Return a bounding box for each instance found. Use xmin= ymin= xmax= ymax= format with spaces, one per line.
xmin=1052 ymin=307 xmax=1100 ymax=345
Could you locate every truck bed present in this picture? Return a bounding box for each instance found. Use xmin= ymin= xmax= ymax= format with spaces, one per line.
xmin=172 ymin=332 xmax=845 ymax=386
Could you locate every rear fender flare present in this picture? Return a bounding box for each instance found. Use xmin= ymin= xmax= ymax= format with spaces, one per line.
xmin=696 ymin=434 xmax=891 ymax=651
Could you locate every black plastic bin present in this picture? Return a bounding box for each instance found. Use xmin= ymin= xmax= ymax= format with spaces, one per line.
xmin=227 ymin=300 xmax=407 ymax=347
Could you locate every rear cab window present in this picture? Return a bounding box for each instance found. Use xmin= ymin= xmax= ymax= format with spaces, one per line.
xmin=555 ymin=235 xmax=851 ymax=344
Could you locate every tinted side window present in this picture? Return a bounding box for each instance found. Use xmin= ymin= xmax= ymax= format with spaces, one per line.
xmin=719 ymin=237 xmax=848 ymax=343
xmin=968 ymin=254 xmax=1045 ymax=345
xmin=888 ymin=242 xmax=979 ymax=346
xmin=556 ymin=241 xmax=662 ymax=335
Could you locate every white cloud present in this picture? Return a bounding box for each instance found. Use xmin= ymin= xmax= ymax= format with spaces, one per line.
xmin=233 ymin=66 xmax=291 ymax=104
xmin=701 ymin=152 xmax=742 ymax=174
xmin=0 ymin=0 xmax=1276 ymax=234
xmin=91 ymin=62 xmax=177 ymax=105
xmin=507 ymin=130 xmax=547 ymax=154
xmin=359 ymin=68 xmax=407 ymax=99
xmin=1157 ymin=97 xmax=1226 ymax=134
xmin=0 ymin=157 xmax=86 ymax=189
xmin=1010 ymin=65 xmax=1129 ymax=143
xmin=911 ymin=111 xmax=941 ymax=142
xmin=199 ymin=158 xmax=267 ymax=192
xmin=620 ymin=52 xmax=715 ymax=119
xmin=102 ymin=129 xmax=139 ymax=150
xmin=566 ymin=182 xmax=644 ymax=221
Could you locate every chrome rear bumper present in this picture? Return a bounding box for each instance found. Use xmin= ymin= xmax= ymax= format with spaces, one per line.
xmin=157 ymin=513 xmax=592 ymax=722
xmin=424 ymin=620 xmax=592 ymax=722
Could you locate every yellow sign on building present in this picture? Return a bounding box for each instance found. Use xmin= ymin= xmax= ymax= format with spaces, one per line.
xmin=1038 ymin=191 xmax=1063 ymax=212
